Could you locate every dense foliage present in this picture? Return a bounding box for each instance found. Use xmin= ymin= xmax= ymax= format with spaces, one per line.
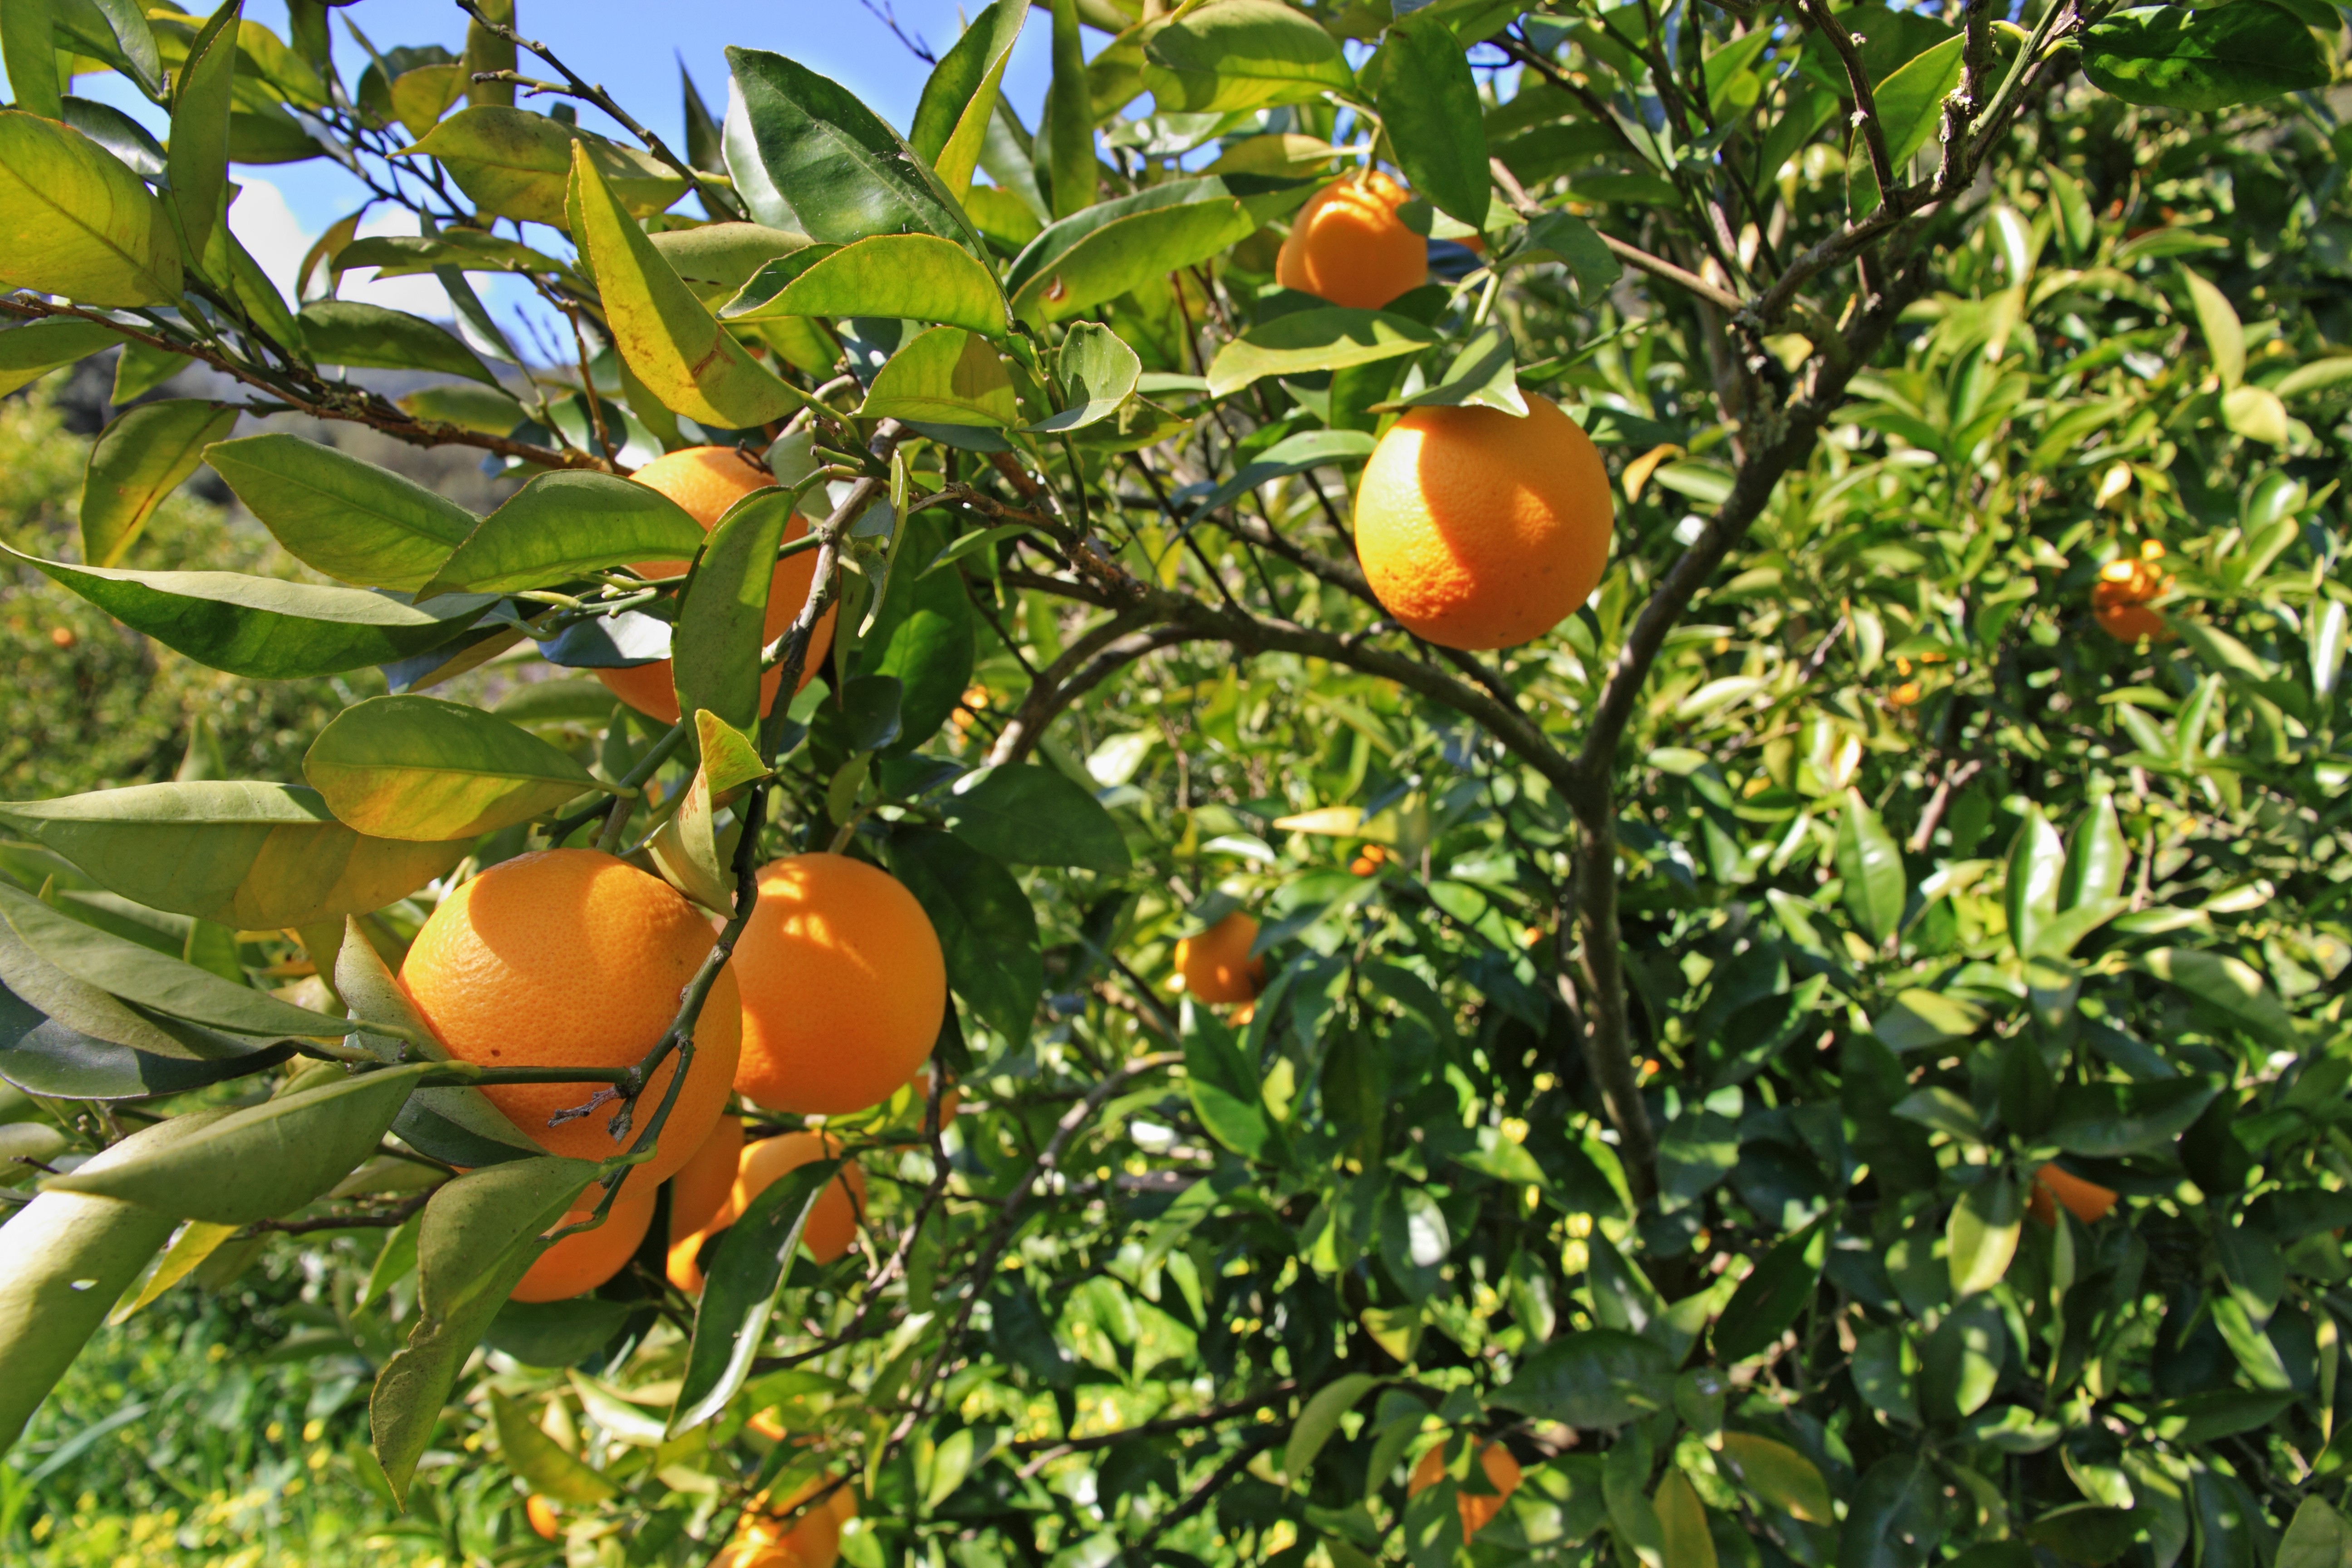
xmin=2 ymin=0 xmax=2349 ymax=1566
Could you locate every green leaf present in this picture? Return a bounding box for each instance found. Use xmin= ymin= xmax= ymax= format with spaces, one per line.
xmin=1205 ymin=306 xmax=1443 ymax=400
xmin=886 ymin=827 xmax=1041 ymax=1046
xmin=205 ymin=433 xmax=479 ymax=592
xmin=0 ymin=1110 xmax=227 ymax=1451
xmin=304 ymin=695 xmax=603 ymax=843
xmin=371 ymin=1156 xmax=597 ymax=1504
xmin=1024 ymin=321 xmax=1141 ymax=434
xmin=489 ymin=1390 xmax=616 ymax=1502
xmin=865 ymin=543 xmax=975 ymax=750
xmin=0 ymin=318 xmax=122 ymax=397
xmin=1 ymin=0 xmax=62 ymax=120
xmin=720 ymin=233 xmax=1009 ymax=337
xmin=79 ymin=400 xmax=238 ymax=568
xmin=164 ymin=1 xmax=238 ymax=265
xmin=1142 ymin=0 xmax=1354 ymax=113
xmin=1286 ymin=1372 xmax=1381 ymax=1480
xmin=2137 ymin=947 xmax=2297 ymax=1045
xmin=668 ymin=1158 xmax=839 ymax=1436
xmin=0 ymin=985 xmax=292 ymax=1100
xmin=2081 ymin=3 xmax=2330 ymax=112
xmin=1005 ymin=177 xmax=1264 ymax=326
xmin=2276 ymin=1497 xmax=2352 ymax=1568
xmin=1947 ymin=1173 xmax=2022 ymax=1297
xmin=298 ymin=299 xmax=497 ymax=387
xmin=482 ymin=1296 xmax=635 ymax=1369
xmin=1510 ymin=210 xmax=1622 ymax=298
xmin=403 ymin=106 xmax=687 ymax=227
xmin=2048 ymin=1076 xmax=2220 ymax=1157
xmin=1376 ymin=12 xmax=1491 ymax=230
xmin=0 ymin=782 xmax=466 ymax=928
xmin=1840 ymin=1455 xmax=1943 ymax=1568
xmin=1656 ymin=1471 xmax=1719 ymax=1568
xmin=2277 ymin=358 xmax=2352 ymax=400
xmin=2181 ymin=268 xmax=2245 ymax=390
xmin=1835 ymin=789 xmax=1905 ymax=945
xmin=857 ymin=326 xmax=1021 ymax=427
xmin=910 ymin=0 xmax=1028 ymax=199
xmin=1182 ymin=428 xmax=1375 ymax=517
xmin=55 ymin=0 xmax=163 ymax=100
xmin=1872 ymin=988 xmax=1986 ymax=1053
xmin=725 ymin=45 xmax=985 ymax=251
xmin=1375 ymin=326 xmax=1525 ymax=416
xmin=0 ymin=109 xmax=183 ymax=305
xmin=1492 ymin=1329 xmax=1676 ymax=1428
xmin=420 ymin=470 xmax=705 ymax=597
xmin=1041 ymin=0 xmax=1093 ymax=221
xmin=2002 ymin=804 xmax=2063 ymax=958
xmin=568 ymin=139 xmax=799 ymax=429
xmin=1183 ymin=1003 xmax=1270 ymax=1160
xmin=0 ymin=909 xmax=257 ymax=1063
xmin=2061 ymin=797 xmax=2130 ymax=911
xmin=671 ymin=489 xmax=792 ymax=734
xmin=48 ymin=1063 xmax=433 ymax=1225
xmin=941 ymin=764 xmax=1132 ymax=873
xmin=1713 ymin=1215 xmax=1828 ymax=1361
xmin=1717 ymin=1432 xmax=1836 ymax=1524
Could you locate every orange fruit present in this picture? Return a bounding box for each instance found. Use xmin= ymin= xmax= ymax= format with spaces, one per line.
xmin=720 ymin=1476 xmax=853 ymax=1568
xmin=400 ymin=848 xmax=742 ymax=1200
xmin=670 ymin=1115 xmax=746 ymax=1239
xmin=595 ymin=447 xmax=838 ymax=725
xmin=1276 ymin=172 xmax=1426 ymax=310
xmin=2093 ymin=544 xmax=2172 ymax=642
xmin=512 ymin=1184 xmax=656 ymax=1303
xmin=1891 ymin=680 xmax=1923 ymax=707
xmin=526 ymin=1494 xmax=562 ymax=1541
xmin=731 ymin=854 xmax=947 ymax=1115
xmin=1354 ymin=398 xmax=1614 ymax=652
xmin=2030 ymin=1162 xmax=2118 ymax=1226
xmin=1409 ymin=1439 xmax=1523 ymax=1542
xmin=1176 ymin=911 xmax=1263 ymax=1004
xmin=670 ymin=1132 xmax=868 ymax=1294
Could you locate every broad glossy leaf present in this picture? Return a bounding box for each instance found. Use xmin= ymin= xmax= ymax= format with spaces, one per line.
xmin=372 ymin=1156 xmax=596 ymax=1504
xmin=5 ymin=548 xmax=498 ymax=679
xmin=0 ymin=109 xmax=183 ymax=306
xmin=671 ymin=489 xmax=791 ymax=734
xmin=0 ymin=881 xmax=342 ymax=1040
xmin=490 ymin=1390 xmax=617 ymax=1501
xmin=0 ymin=318 xmax=121 ymax=397
xmin=857 ymin=327 xmax=1021 ymax=426
xmin=299 ymin=299 xmax=499 ymax=387
xmin=2137 ymin=947 xmax=2296 ymax=1044
xmin=2002 ymin=804 xmax=2063 ymax=958
xmin=941 ymin=765 xmax=1129 ymax=873
xmin=49 ymin=1063 xmax=434 ymax=1226
xmin=1718 ymin=1433 xmax=1836 ymax=1524
xmin=1285 ymin=1373 xmax=1378 ymax=1480
xmin=1835 ymin=789 xmax=1905 ymax=945
xmin=911 ymin=0 xmax=1028 ymax=198
xmin=1182 ymin=428 xmax=1375 ymax=516
xmin=568 ymin=140 xmax=799 ymax=429
xmin=1656 ymin=1472 xmax=1718 ymax=1568
xmin=1184 ymin=1003 xmax=1270 ymax=1160
xmin=720 ymin=234 xmax=1009 ymax=337
xmin=0 ymin=782 xmax=466 ymax=928
xmin=2061 ymin=796 xmax=2129 ymax=910
xmin=1872 ymin=988 xmax=1985 ymax=1053
xmin=304 ymin=695 xmax=602 ymax=843
xmin=2082 ymin=3 xmax=2329 ymax=111
xmin=0 ymin=0 xmax=61 ymax=120
xmin=53 ymin=0 xmax=164 ymax=99
xmin=669 ymin=1159 xmax=838 ymax=1436
xmin=0 ymin=982 xmax=291 ymax=1100
xmin=0 ymin=908 xmax=253 ymax=1062
xmin=1205 ymin=306 xmax=1442 ymax=399
xmin=483 ymin=1296 xmax=636 ymax=1369
xmin=80 ymin=400 xmax=238 ymax=568
xmin=1947 ymin=1173 xmax=2022 ymax=1297
xmin=1377 ymin=326 xmax=1525 ymax=416
xmin=887 ymin=827 xmax=1041 ymax=1045
xmin=1022 ymin=320 xmax=1142 ymax=434
xmin=1713 ymin=1216 xmax=1827 ymax=1361
xmin=864 ymin=543 xmax=975 ymax=750
xmin=2048 ymin=1076 xmax=2220 ymax=1157
xmin=725 ymin=45 xmax=984 ymax=251
xmin=1041 ymin=0 xmax=1093 ymax=221
xmin=331 ymin=230 xmax=571 ymax=281
xmin=420 ymin=470 xmax=704 ymax=597
xmin=1142 ymin=0 xmax=1353 ymax=113
xmin=164 ymin=2 xmax=237 ymax=263
xmin=1840 ymin=1456 xmax=1943 ymax=1568
xmin=0 ymin=1111 xmax=226 ymax=1451
xmin=1004 ymin=176 xmax=1270 ymax=326
xmin=206 ymin=432 xmax=478 ymax=592
xmin=404 ymin=107 xmax=687 ymax=227
xmin=648 ymin=221 xmax=812 ymax=296
xmin=1492 ymin=1329 xmax=1675 ymax=1428
xmin=1376 ymin=12 xmax=1491 ymax=229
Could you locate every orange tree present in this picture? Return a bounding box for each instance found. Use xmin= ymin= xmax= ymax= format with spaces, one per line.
xmin=2 ymin=0 xmax=2351 ymax=1564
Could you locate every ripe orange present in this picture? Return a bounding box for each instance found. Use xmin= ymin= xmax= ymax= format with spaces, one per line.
xmin=718 ymin=1476 xmax=856 ymax=1568
xmin=730 ymin=854 xmax=947 ymax=1115
xmin=1408 ymin=1439 xmax=1523 ymax=1542
xmin=1177 ymin=911 xmax=1263 ymax=1004
xmin=526 ymin=1495 xmax=562 ymax=1542
xmin=1276 ymin=172 xmax=1426 ymax=310
xmin=511 ymin=1184 xmax=656 ymax=1303
xmin=1354 ymin=398 xmax=1614 ymax=652
xmin=1351 ymin=843 xmax=1388 ymax=876
xmin=670 ymin=1114 xmax=746 ymax=1239
xmin=669 ymin=1131 xmax=868 ymax=1294
xmin=596 ymin=446 xmax=838 ymax=725
xmin=400 ymin=848 xmax=742 ymax=1200
xmin=2093 ymin=542 xmax=2172 ymax=642
xmin=2029 ymin=1162 xmax=2118 ymax=1226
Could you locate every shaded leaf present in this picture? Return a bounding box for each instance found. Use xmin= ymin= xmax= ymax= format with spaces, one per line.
xmin=80 ymin=401 xmax=239 ymax=569
xmin=206 ymin=432 xmax=478 ymax=592
xmin=941 ymin=764 xmax=1131 ymax=873
xmin=1206 ymin=306 xmax=1443 ymax=399
xmin=420 ymin=470 xmax=705 ymax=597
xmin=404 ymin=106 xmax=686 ymax=227
xmin=2082 ymin=3 xmax=2330 ymax=111
xmin=668 ymin=1159 xmax=838 ymax=1436
xmin=299 ymin=300 xmax=497 ymax=387
xmin=1142 ymin=0 xmax=1354 ymax=113
xmin=886 ymin=827 xmax=1041 ymax=1045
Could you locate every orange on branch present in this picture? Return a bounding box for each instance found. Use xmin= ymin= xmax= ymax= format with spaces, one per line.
xmin=2093 ymin=543 xmax=2173 ymax=643
xmin=2030 ymin=1162 xmax=2118 ymax=1226
xmin=719 ymin=1475 xmax=853 ymax=1568
xmin=730 ymin=854 xmax=946 ymax=1116
xmin=399 ymin=848 xmax=742 ymax=1200
xmin=595 ymin=446 xmax=838 ymax=725
xmin=1353 ymin=398 xmax=1614 ymax=652
xmin=1176 ymin=911 xmax=1263 ymax=1004
xmin=1275 ymin=171 xmax=1426 ymax=310
xmin=669 ymin=1131 xmax=867 ymax=1295
xmin=669 ymin=1114 xmax=745 ymax=1240
xmin=526 ymin=1495 xmax=562 ymax=1542
xmin=1408 ymin=1439 xmax=1523 ymax=1542
xmin=511 ymin=1185 xmax=656 ymax=1303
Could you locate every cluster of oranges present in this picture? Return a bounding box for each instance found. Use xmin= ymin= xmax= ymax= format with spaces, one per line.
xmin=2093 ymin=539 xmax=2174 ymax=642
xmin=1276 ymin=172 xmax=1617 ymax=656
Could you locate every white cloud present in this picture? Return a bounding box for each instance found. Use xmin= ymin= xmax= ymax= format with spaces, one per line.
xmin=227 ymin=177 xmax=453 ymax=319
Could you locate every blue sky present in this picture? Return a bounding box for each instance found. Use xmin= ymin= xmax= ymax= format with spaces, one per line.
xmin=13 ymin=1 xmax=1071 ymax=333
